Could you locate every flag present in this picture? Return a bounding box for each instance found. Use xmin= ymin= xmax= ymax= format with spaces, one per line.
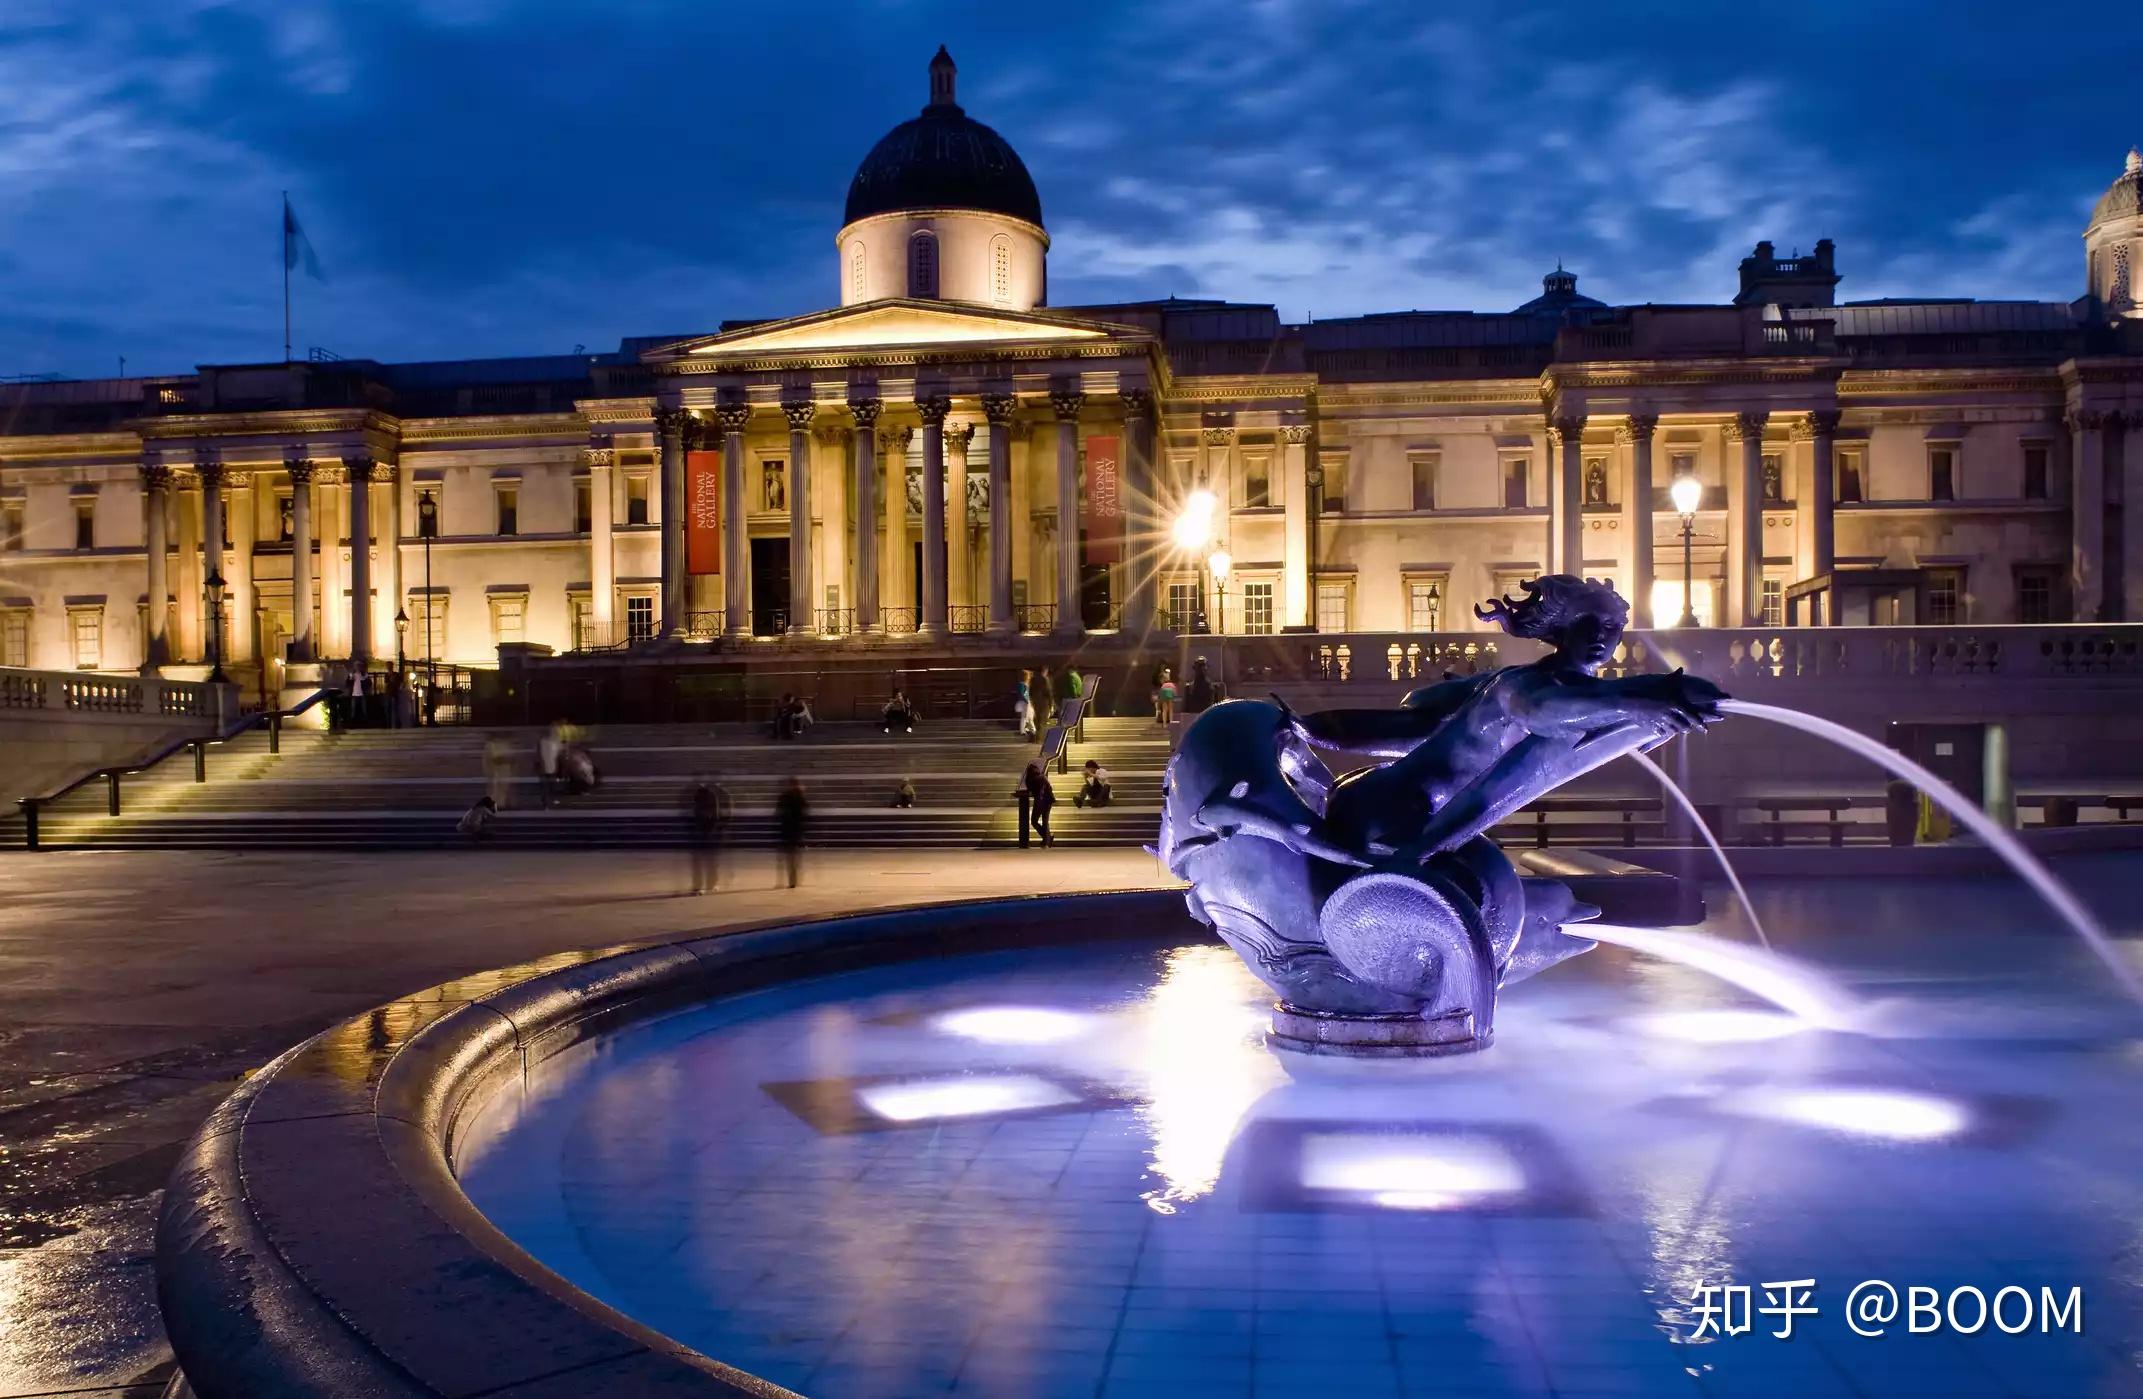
xmin=282 ymin=195 xmax=324 ymax=280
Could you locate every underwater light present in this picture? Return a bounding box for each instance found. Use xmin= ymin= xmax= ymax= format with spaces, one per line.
xmin=930 ymin=1006 xmax=1092 ymax=1045
xmin=856 ymin=1073 xmax=1078 ymax=1124
xmin=1727 ymin=1086 xmax=1969 ymax=1143
xmin=1299 ymin=1132 xmax=1526 ymax=1210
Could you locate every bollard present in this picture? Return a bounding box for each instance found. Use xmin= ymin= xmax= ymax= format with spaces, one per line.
xmin=1015 ymin=787 xmax=1032 ymax=848
xmin=193 ymin=741 xmax=207 ymax=783
xmin=21 ymin=799 xmax=37 ymax=850
xmin=106 ymin=771 xmax=121 ymax=817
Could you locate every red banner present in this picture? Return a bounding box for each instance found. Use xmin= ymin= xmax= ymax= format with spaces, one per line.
xmin=686 ymin=450 xmax=721 ymax=575
xmin=1082 ymin=434 xmax=1123 ymax=566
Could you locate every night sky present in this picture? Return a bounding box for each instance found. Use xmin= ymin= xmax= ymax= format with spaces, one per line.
xmin=3 ymin=0 xmax=2133 ymax=379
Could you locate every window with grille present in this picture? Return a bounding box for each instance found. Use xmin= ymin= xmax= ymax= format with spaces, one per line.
xmin=1410 ymin=453 xmax=1438 ymax=511
xmin=1242 ymin=581 xmax=1274 ymax=635
xmin=2015 ymin=570 xmax=2056 ymax=623
xmin=1167 ymin=581 xmax=1200 ymax=631
xmin=74 ymin=498 xmax=95 ymax=549
xmin=1 ymin=500 xmax=21 ymax=550
xmin=1928 ymin=446 xmax=1957 ymax=502
xmin=908 ymin=231 xmax=938 ymax=298
xmin=2114 ymin=243 xmax=2132 ymax=308
xmin=495 ymin=485 xmax=518 ymax=536
xmin=1926 ymin=569 xmax=1962 ymax=624
xmin=570 ymin=597 xmax=593 ymax=649
xmin=626 ymin=475 xmax=650 ymax=525
xmin=491 ymin=597 xmax=526 ymax=646
xmin=412 ymin=596 xmax=447 ymax=660
xmin=1837 ymin=450 xmax=1864 ymax=503
xmin=626 ymin=595 xmax=655 ymax=642
xmin=991 ymin=237 xmax=1011 ymax=304
xmin=2022 ymin=445 xmax=2049 ymax=500
xmin=1316 ymin=583 xmax=1350 ymax=633
xmin=848 ymin=241 xmax=866 ymax=301
xmin=69 ymin=609 xmax=101 ymax=668
xmin=1502 ymin=457 xmax=1528 ymax=508
xmin=1760 ymin=578 xmax=1783 ymax=627
xmin=1407 ymin=580 xmax=1444 ymax=632
xmin=0 ymin=609 xmax=27 ymax=666
xmin=1240 ymin=454 xmax=1270 ymax=508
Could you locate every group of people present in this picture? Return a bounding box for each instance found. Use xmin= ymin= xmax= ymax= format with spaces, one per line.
xmin=684 ymin=774 xmax=810 ymax=892
xmin=1013 ymin=664 xmax=1085 ymax=740
xmin=770 ymin=694 xmax=815 ymax=741
xmin=1153 ymin=656 xmax=1221 ymax=726
xmin=463 ymin=720 xmax=601 ymax=837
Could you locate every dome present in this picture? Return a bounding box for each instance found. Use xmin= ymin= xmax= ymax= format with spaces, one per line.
xmin=2090 ymin=149 xmax=2143 ymax=226
xmin=1514 ymin=266 xmax=1607 ymax=317
xmin=843 ymin=48 xmax=1043 ymax=229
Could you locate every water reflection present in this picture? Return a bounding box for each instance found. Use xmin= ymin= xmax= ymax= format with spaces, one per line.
xmin=1130 ymin=945 xmax=1281 ymax=1213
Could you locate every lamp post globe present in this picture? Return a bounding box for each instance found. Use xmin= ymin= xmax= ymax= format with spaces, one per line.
xmin=1670 ymin=473 xmax=1702 ymax=627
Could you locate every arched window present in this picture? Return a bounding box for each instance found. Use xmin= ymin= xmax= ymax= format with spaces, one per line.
xmin=847 ymin=240 xmax=866 ymax=301
xmin=908 ymin=230 xmax=938 ymax=299
xmin=991 ymin=236 xmax=1012 ymax=304
xmin=2114 ymin=244 xmax=2133 ymax=309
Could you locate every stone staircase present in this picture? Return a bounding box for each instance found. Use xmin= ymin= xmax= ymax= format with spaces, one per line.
xmin=6 ymin=717 xmax=1172 ymax=852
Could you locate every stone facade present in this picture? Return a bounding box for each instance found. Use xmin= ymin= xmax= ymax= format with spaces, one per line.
xmin=3 ymin=58 xmax=2142 ymax=686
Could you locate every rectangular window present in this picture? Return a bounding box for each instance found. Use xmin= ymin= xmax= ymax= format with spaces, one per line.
xmin=495 ymin=485 xmax=519 ymax=536
xmin=570 ymin=596 xmax=593 ymax=649
xmin=1167 ymin=580 xmax=1200 ymax=632
xmin=1760 ymin=577 xmax=1784 ymax=628
xmin=1 ymin=500 xmax=21 ymax=550
xmin=1316 ymin=582 xmax=1350 ymax=633
xmin=1241 ymin=455 xmax=1271 ymax=509
xmin=1410 ymin=453 xmax=1438 ymax=511
xmin=1502 ymin=457 xmax=1529 ymax=509
xmin=1929 ymin=446 xmax=1957 ymax=502
xmin=490 ymin=596 xmax=526 ymax=646
xmin=2015 ymin=569 xmax=2055 ymax=624
xmin=1242 ymin=581 xmax=1274 ymax=635
xmin=626 ymin=595 xmax=655 ymax=643
xmin=2022 ymin=444 xmax=2049 ymax=500
xmin=1318 ymin=459 xmax=1347 ymax=514
xmin=74 ymin=498 xmax=95 ymax=550
xmin=1926 ymin=568 xmax=1963 ymax=625
xmin=69 ymin=609 xmax=101 ymax=669
xmin=1407 ymin=579 xmax=1444 ymax=633
xmin=0 ymin=609 xmax=26 ymax=666
xmin=1837 ymin=449 xmax=1864 ymax=503
xmin=625 ymin=475 xmax=650 ymax=525
xmin=411 ymin=596 xmax=447 ymax=661
xmin=574 ymin=479 xmax=592 ymax=533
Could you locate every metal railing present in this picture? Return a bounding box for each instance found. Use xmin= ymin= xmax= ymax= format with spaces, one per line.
xmin=1016 ymin=602 xmax=1058 ymax=633
xmin=949 ymin=605 xmax=988 ymax=634
xmin=880 ymin=607 xmax=921 ymax=635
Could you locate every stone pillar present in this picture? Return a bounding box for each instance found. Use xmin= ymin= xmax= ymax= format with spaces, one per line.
xmin=814 ymin=421 xmax=849 ymax=631
xmin=197 ymin=453 xmax=227 ymax=668
xmin=1052 ymin=390 xmax=1084 ymax=636
xmin=317 ymin=466 xmax=344 ymax=657
xmin=1621 ymin=414 xmax=1656 ymax=627
xmin=1797 ymin=411 xmax=1839 ymax=620
xmin=717 ymin=402 xmax=751 ymax=638
xmin=1281 ymin=423 xmax=1312 ymax=628
xmin=1550 ymin=415 xmax=1584 ymax=576
xmin=783 ymin=399 xmax=816 ymax=634
xmin=2067 ymin=410 xmax=2105 ymax=621
xmin=655 ymin=407 xmax=691 ymax=638
xmin=344 ymin=454 xmax=372 ymax=664
xmin=287 ymin=455 xmax=315 ymax=662
xmin=1725 ymin=411 xmax=1768 ymax=625
xmin=917 ymin=394 xmax=951 ymax=636
xmin=139 ymin=457 xmax=171 ymax=672
xmin=2123 ymin=414 xmax=2143 ymax=622
xmin=174 ymin=473 xmax=202 ymax=661
xmin=945 ymin=420 xmax=975 ymax=620
xmin=1121 ymin=388 xmax=1156 ymax=635
xmin=228 ymin=470 xmax=256 ymax=663
xmin=376 ymin=462 xmax=400 ymax=655
xmin=586 ymin=445 xmax=615 ymax=630
xmin=851 ymin=399 xmax=881 ymax=632
xmin=880 ymin=423 xmax=913 ymax=625
xmin=983 ymin=393 xmax=1016 ymax=635
xmin=1009 ymin=421 xmax=1035 ymax=623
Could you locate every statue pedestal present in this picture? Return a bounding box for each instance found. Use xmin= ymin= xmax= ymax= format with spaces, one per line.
xmin=1266 ymin=1004 xmax=1488 ymax=1058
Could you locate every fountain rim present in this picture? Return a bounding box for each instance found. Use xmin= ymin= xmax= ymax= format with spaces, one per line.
xmin=152 ymin=888 xmax=1196 ymax=1399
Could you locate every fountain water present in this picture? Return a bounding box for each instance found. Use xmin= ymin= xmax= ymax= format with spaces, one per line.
xmin=1624 ymin=748 xmax=1771 ymax=950
xmin=1720 ymin=698 xmax=2143 ymax=1008
xmin=1582 ymin=921 xmax=1864 ymax=1030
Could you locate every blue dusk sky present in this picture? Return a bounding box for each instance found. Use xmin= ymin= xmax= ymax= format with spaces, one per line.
xmin=1 ymin=0 xmax=2133 ymax=378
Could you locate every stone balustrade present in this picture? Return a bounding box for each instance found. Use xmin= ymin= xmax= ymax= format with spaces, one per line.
xmin=0 ymin=667 xmax=224 ymax=719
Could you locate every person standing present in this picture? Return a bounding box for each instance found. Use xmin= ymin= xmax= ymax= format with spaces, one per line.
xmin=1023 ymin=761 xmax=1056 ymax=848
xmin=1183 ymin=656 xmax=1218 ymax=714
xmin=775 ymin=777 xmax=809 ymax=888
xmin=1015 ymin=669 xmax=1036 ymax=738
xmin=537 ymin=722 xmax=564 ymax=807
xmin=484 ymin=734 xmax=514 ymax=810
xmin=1035 ymin=666 xmax=1057 ymax=732
xmin=689 ymin=776 xmax=731 ymax=894
xmin=1153 ymin=665 xmax=1178 ymax=727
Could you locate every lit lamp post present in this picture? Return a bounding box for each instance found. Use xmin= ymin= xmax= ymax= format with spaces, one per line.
xmin=393 ymin=605 xmax=409 ymax=727
xmin=205 ymin=570 xmax=228 ymax=683
xmin=1670 ymin=472 xmax=1703 ymax=627
xmin=1171 ymin=487 xmax=1219 ymax=632
xmin=1208 ymin=548 xmax=1231 ymax=636
xmin=417 ymin=489 xmax=438 ymax=723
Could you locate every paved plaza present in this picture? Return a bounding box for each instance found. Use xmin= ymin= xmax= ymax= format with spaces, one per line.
xmin=0 ymin=847 xmax=1169 ymax=1397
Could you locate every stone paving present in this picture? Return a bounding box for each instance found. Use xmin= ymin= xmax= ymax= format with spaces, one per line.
xmin=0 ymin=846 xmax=1169 ymax=1398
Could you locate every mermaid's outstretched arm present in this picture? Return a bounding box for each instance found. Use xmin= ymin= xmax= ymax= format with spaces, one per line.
xmin=1283 ymin=675 xmax=1486 ymax=758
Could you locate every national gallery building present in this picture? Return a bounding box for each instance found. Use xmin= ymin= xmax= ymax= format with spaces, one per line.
xmin=3 ymin=49 xmax=2142 ymax=685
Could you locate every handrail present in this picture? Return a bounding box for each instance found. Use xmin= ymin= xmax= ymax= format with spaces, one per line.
xmin=17 ymin=687 xmax=331 ymax=849
xmin=1037 ymin=695 xmax=1090 ymax=775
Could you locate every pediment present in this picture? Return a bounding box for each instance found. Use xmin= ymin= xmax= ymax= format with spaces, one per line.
xmin=648 ymin=299 xmax=1118 ymax=361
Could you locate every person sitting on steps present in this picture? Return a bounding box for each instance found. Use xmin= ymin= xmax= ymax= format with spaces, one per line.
xmin=1074 ymin=759 xmax=1112 ymax=808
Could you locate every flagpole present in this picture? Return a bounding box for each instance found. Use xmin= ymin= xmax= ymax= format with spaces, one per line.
xmin=282 ymin=192 xmax=292 ymax=363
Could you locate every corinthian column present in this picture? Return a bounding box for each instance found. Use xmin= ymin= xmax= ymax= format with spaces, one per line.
xmin=286 ymin=454 xmax=315 ymax=662
xmin=1725 ymin=411 xmax=1768 ymax=624
xmin=717 ymin=402 xmax=751 ymax=637
xmin=1280 ymin=423 xmax=1312 ymax=629
xmin=917 ymin=394 xmax=951 ymax=636
xmin=1051 ymin=389 xmax=1084 ymax=636
xmin=851 ymin=399 xmax=882 ymax=632
xmin=945 ymin=420 xmax=975 ymax=622
xmin=1620 ymin=414 xmax=1657 ymax=626
xmin=139 ymin=456 xmax=171 ymax=672
xmin=1550 ymin=414 xmax=1584 ymax=576
xmin=655 ymin=406 xmax=692 ymax=638
xmin=1120 ymin=388 xmax=1156 ymax=635
xmin=982 ymin=393 xmax=1016 ymax=636
xmin=1795 ymin=411 xmax=1839 ymax=619
xmin=585 ymin=444 xmax=615 ymax=633
xmin=880 ymin=423 xmax=913 ymax=627
xmin=784 ymin=399 xmax=817 ymax=635
xmin=344 ymin=454 xmax=372 ymax=664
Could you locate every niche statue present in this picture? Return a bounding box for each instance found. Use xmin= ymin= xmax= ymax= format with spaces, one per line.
xmin=1159 ymin=576 xmax=1725 ymax=1056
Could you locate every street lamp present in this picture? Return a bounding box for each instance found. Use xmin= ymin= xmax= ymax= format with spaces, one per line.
xmin=205 ymin=570 xmax=228 ymax=683
xmin=393 ymin=605 xmax=409 ymax=726
xmin=1669 ymin=472 xmax=1703 ymax=627
xmin=1171 ymin=488 xmax=1219 ymax=631
xmin=1208 ymin=548 xmax=1231 ymax=636
xmin=416 ymin=489 xmax=438 ymax=723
